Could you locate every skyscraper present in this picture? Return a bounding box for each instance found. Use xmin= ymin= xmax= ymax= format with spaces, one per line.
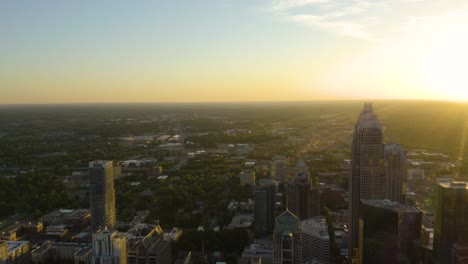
xmin=349 ymin=103 xmax=385 ymax=260
xmin=89 ymin=160 xmax=116 ymax=232
xmin=359 ymin=199 xmax=422 ymax=264
xmin=384 ymin=144 xmax=407 ymax=203
xmin=434 ymin=181 xmax=468 ymax=263
xmin=254 ymin=179 xmax=276 ymax=235
xmin=287 ymin=173 xmax=319 ymax=220
xmin=271 ymin=157 xmax=290 ymax=183
xmin=273 ymin=210 xmax=302 ymax=264
xmin=92 ymin=229 xmax=127 ymax=264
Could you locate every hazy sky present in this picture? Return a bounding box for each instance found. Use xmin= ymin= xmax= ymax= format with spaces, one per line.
xmin=2 ymin=0 xmax=468 ymax=104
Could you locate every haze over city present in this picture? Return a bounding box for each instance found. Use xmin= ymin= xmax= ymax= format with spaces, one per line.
xmin=2 ymin=2 xmax=468 ymax=264
xmin=2 ymin=0 xmax=468 ymax=104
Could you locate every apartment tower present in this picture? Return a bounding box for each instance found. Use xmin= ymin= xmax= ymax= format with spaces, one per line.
xmin=89 ymin=160 xmax=116 ymax=232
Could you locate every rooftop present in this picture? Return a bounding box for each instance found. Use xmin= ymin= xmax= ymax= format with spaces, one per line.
xmin=275 ymin=210 xmax=300 ymax=233
xmin=361 ymin=199 xmax=420 ymax=213
xmin=89 ymin=160 xmax=113 ymax=168
xmin=5 ymin=240 xmax=29 ymax=252
xmin=355 ymin=103 xmax=382 ymax=129
xmin=301 ymin=216 xmax=329 ymax=240
xmin=439 ymin=181 xmax=468 ymax=190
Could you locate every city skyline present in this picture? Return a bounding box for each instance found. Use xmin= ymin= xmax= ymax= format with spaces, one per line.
xmin=2 ymin=1 xmax=468 ymax=104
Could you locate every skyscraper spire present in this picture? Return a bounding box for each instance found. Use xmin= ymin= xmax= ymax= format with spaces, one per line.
xmin=348 ymin=103 xmax=385 ymax=261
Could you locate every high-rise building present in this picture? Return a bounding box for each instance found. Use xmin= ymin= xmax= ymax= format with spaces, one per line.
xmin=359 ymin=199 xmax=422 ymax=264
xmin=349 ymin=103 xmax=385 ymax=260
xmin=273 ymin=210 xmax=302 ymax=264
xmin=127 ymin=224 xmax=172 ymax=264
xmin=384 ymin=144 xmax=407 ymax=203
xmin=271 ymin=157 xmax=290 ymax=183
xmin=301 ymin=216 xmax=348 ymax=264
xmin=292 ymin=159 xmax=309 ymax=177
xmin=89 ymin=160 xmax=116 ymax=232
xmin=434 ymin=182 xmax=468 ymax=264
xmin=254 ymin=179 xmax=276 ymax=235
xmin=92 ymin=229 xmax=127 ymax=264
xmin=286 ymin=173 xmax=319 ymax=220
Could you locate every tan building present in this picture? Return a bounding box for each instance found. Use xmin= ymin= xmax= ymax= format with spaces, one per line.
xmin=5 ymin=240 xmax=31 ymax=264
xmin=0 ymin=241 xmax=7 ymax=263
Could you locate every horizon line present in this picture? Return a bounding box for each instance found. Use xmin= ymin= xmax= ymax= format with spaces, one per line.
xmin=0 ymin=98 xmax=466 ymax=106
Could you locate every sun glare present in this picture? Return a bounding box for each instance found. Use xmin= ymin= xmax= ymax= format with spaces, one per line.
xmin=419 ymin=23 xmax=468 ymax=101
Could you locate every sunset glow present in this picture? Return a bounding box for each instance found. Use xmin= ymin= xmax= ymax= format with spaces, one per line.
xmin=1 ymin=0 xmax=468 ymax=104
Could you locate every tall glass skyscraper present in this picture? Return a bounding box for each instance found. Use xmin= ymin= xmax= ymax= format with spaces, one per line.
xmin=434 ymin=181 xmax=468 ymax=263
xmin=254 ymin=179 xmax=276 ymax=235
xmin=349 ymin=103 xmax=385 ymax=261
xmin=287 ymin=173 xmax=319 ymax=220
xmin=89 ymin=160 xmax=116 ymax=232
xmin=273 ymin=210 xmax=302 ymax=264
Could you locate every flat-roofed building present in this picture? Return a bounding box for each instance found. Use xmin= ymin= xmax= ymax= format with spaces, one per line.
xmin=126 ymin=223 xmax=172 ymax=264
xmin=40 ymin=209 xmax=91 ymax=227
xmin=31 ymin=242 xmax=92 ymax=264
xmin=359 ymin=199 xmax=422 ymax=264
xmin=254 ymin=179 xmax=276 ymax=235
xmin=5 ymin=240 xmax=31 ymax=264
xmin=301 ymin=216 xmax=334 ymax=264
xmin=92 ymin=229 xmax=127 ymax=264
xmin=434 ymin=182 xmax=468 ymax=264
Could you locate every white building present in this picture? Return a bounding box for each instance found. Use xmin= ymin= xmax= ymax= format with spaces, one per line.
xmin=92 ymin=229 xmax=127 ymax=264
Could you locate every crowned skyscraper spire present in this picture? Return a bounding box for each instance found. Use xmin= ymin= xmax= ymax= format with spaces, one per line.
xmin=348 ymin=103 xmax=385 ymax=261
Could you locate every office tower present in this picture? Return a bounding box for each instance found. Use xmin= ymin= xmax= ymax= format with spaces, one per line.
xmin=292 ymin=159 xmax=309 ymax=176
xmin=127 ymin=224 xmax=172 ymax=264
xmin=384 ymin=144 xmax=407 ymax=203
xmin=254 ymin=179 xmax=276 ymax=235
xmin=301 ymin=216 xmax=341 ymax=264
xmin=89 ymin=160 xmax=116 ymax=232
xmin=434 ymin=182 xmax=468 ymax=264
xmin=287 ymin=173 xmax=319 ymax=220
xmin=92 ymin=229 xmax=127 ymax=264
xmin=271 ymin=157 xmax=290 ymax=183
xmin=359 ymin=199 xmax=422 ymax=264
xmin=349 ymin=103 xmax=385 ymax=260
xmin=273 ymin=210 xmax=301 ymax=264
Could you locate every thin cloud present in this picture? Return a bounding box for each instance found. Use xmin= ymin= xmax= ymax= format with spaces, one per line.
xmin=266 ymin=0 xmax=468 ymax=41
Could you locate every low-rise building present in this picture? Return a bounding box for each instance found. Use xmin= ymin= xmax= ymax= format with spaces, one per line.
xmin=239 ymin=171 xmax=256 ymax=186
xmin=0 ymin=241 xmax=7 ymax=263
xmin=5 ymin=240 xmax=31 ymax=264
xmin=31 ymin=242 xmax=92 ymax=264
xmin=127 ymin=224 xmax=172 ymax=264
xmin=241 ymin=240 xmax=274 ymax=264
xmin=45 ymin=225 xmax=68 ymax=238
xmin=40 ymin=209 xmax=91 ymax=227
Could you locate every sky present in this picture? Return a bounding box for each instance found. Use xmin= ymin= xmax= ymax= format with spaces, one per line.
xmin=1 ymin=0 xmax=468 ymax=104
